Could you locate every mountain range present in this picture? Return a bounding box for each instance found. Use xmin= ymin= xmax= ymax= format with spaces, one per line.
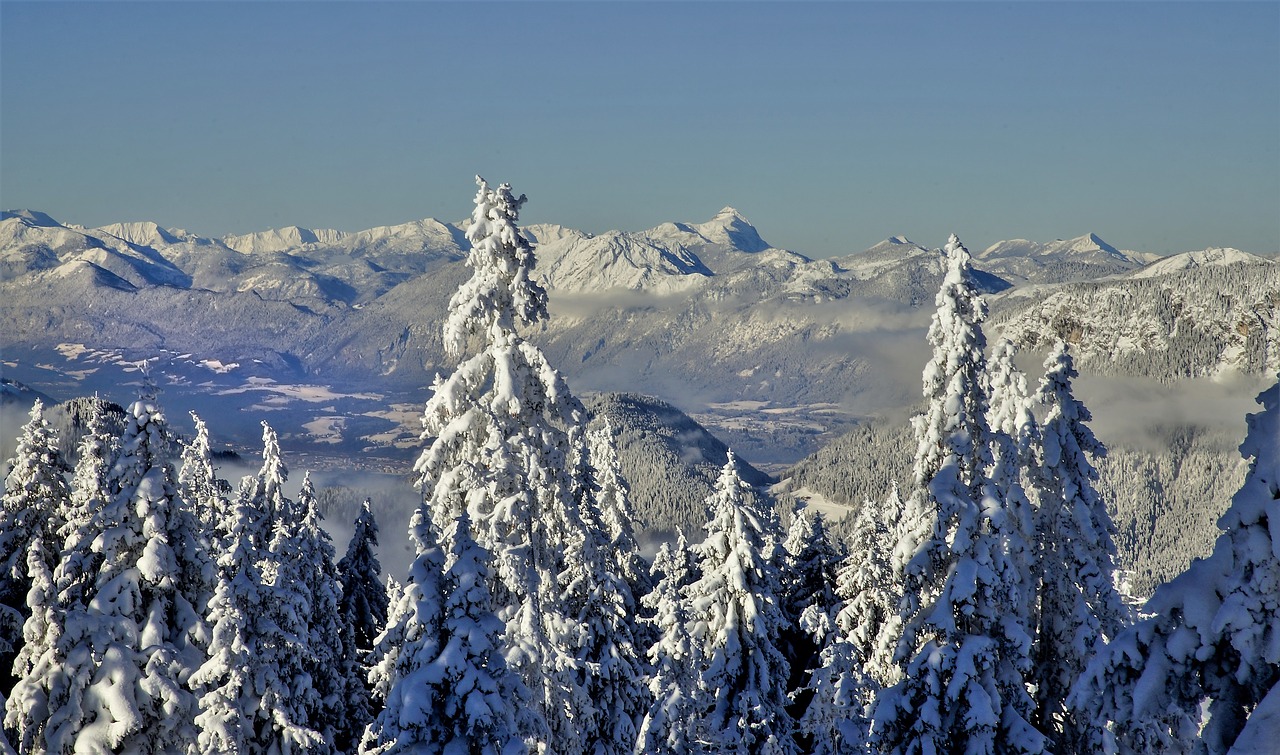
xmin=1 ymin=206 xmax=1276 ymax=470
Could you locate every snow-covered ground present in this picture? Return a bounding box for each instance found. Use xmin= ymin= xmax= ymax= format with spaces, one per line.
xmin=782 ymin=485 xmax=856 ymax=523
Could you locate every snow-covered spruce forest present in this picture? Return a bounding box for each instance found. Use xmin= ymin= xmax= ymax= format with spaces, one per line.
xmin=2 ymin=179 xmax=1278 ymax=755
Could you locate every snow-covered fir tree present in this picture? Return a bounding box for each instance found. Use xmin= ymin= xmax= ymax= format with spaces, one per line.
xmin=189 ymin=422 xmax=320 ymax=752
xmin=286 ymin=473 xmax=367 ymax=751
xmin=49 ymin=394 xmax=210 ymax=753
xmin=1073 ymin=376 xmax=1280 ymax=755
xmin=797 ymin=485 xmax=910 ymax=755
xmin=361 ymin=502 xmax=448 ymax=754
xmin=178 ymin=411 xmax=229 ymax=545
xmin=558 ymin=483 xmax=647 ymax=755
xmin=794 ymin=613 xmax=871 ymax=755
xmin=245 ymin=423 xmax=333 ymax=754
xmin=413 ymin=176 xmax=633 ymax=752
xmin=587 ymin=420 xmax=653 ymax=601
xmin=547 ymin=421 xmax=648 ymax=755
xmin=1028 ymin=340 xmax=1128 ymax=753
xmin=780 ymin=509 xmax=842 ymax=691
xmin=57 ymin=398 xmax=115 ymax=609
xmin=835 ymin=483 xmax=904 ymax=689
xmin=3 ymin=537 xmax=59 ymax=754
xmin=365 ymin=569 xmax=409 ymax=713
xmin=339 ymin=498 xmax=390 ymax=657
xmin=782 ymin=510 xmax=842 ymax=625
xmin=5 ymin=400 xmax=119 ymax=754
xmin=985 ymin=338 xmax=1039 ymax=474
xmin=414 ymin=511 xmax=529 ymax=755
xmin=872 ymin=235 xmax=1044 ymax=755
xmin=191 ymin=468 xmax=319 ymax=755
xmin=636 ymin=535 xmax=697 ymax=755
xmin=685 ymin=452 xmax=797 ymax=755
xmin=0 ymin=400 xmax=70 ymax=691
xmin=363 ymin=503 xmax=538 ymax=754
xmin=984 ymin=337 xmax=1038 ymax=613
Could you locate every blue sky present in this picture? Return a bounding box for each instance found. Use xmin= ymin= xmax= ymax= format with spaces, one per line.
xmin=3 ymin=1 xmax=1277 ymax=256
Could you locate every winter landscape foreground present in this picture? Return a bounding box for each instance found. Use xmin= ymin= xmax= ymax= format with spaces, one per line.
xmin=1 ymin=178 xmax=1278 ymax=753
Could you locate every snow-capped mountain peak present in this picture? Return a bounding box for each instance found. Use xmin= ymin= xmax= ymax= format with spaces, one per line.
xmin=862 ymin=236 xmax=929 ymax=256
xmin=690 ymin=206 xmax=770 ymax=253
xmin=1048 ymin=232 xmax=1123 ymax=259
xmin=95 ymin=221 xmax=184 ymax=248
xmin=2 ymin=209 xmax=64 ymax=229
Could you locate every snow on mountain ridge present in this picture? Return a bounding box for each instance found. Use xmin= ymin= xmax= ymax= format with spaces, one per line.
xmin=535 ymin=229 xmax=712 ymax=293
xmin=1 ymin=210 xmax=191 ymax=288
xmin=95 ymin=221 xmax=184 ymax=248
xmin=2 ymin=209 xmax=64 ymax=228
xmin=222 ymin=225 xmax=350 ymax=254
xmin=1128 ymin=247 xmax=1273 ymax=279
xmin=979 ymin=232 xmax=1132 ymax=261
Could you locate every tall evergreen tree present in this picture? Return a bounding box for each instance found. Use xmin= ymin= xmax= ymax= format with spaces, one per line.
xmin=361 ymin=505 xmax=447 ymax=754
xmin=1073 ymin=376 xmax=1280 ymax=755
xmin=0 ymin=400 xmax=70 ymax=694
xmin=5 ymin=400 xmax=120 ymax=754
xmin=558 ymin=481 xmax=647 ymax=755
xmin=986 ymin=338 xmax=1039 ymax=472
xmin=795 ymin=620 xmax=871 ymax=755
xmin=835 ymin=484 xmax=904 ymax=689
xmin=192 ymin=422 xmax=321 ymax=754
xmin=57 ymin=399 xmax=115 ymax=611
xmin=295 ymin=473 xmax=368 ymax=751
xmin=587 ymin=421 xmax=653 ymax=600
xmin=3 ymin=537 xmax=59 ymax=754
xmin=413 ymin=176 xmax=628 ymax=752
xmin=984 ymin=337 xmax=1038 ymax=609
xmin=366 ymin=568 xmax=409 ymax=712
xmin=637 ymin=536 xmax=698 ymax=755
xmin=1028 ymin=340 xmax=1128 ymax=753
xmin=178 ymin=411 xmax=229 ymax=546
xmin=363 ymin=498 xmax=538 ymax=753
xmin=418 ymin=512 xmax=531 ymax=755
xmin=798 ymin=486 xmax=910 ymax=755
xmin=44 ymin=394 xmax=211 ymax=752
xmin=339 ymin=499 xmax=390 ymax=656
xmin=872 ymin=235 xmax=1043 ymax=755
xmin=685 ymin=452 xmax=797 ymax=755
xmin=780 ymin=509 xmax=842 ymax=692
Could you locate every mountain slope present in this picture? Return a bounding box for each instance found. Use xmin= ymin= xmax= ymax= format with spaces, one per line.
xmin=991 ymin=261 xmax=1279 ymax=378
xmin=585 ymin=392 xmax=773 ymax=542
xmin=1127 ymin=247 xmax=1273 ymax=279
xmin=976 ymin=232 xmax=1155 ymax=284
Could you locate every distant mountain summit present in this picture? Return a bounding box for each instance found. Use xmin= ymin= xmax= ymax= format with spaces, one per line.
xmin=95 ymin=221 xmax=185 ymax=248
xmin=976 ymin=232 xmax=1154 ymax=284
xmin=690 ymin=206 xmax=771 ymax=253
xmin=222 ymin=225 xmax=349 ymax=254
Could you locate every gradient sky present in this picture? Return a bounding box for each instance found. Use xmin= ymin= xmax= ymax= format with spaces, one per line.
xmin=3 ymin=1 xmax=1278 ymax=257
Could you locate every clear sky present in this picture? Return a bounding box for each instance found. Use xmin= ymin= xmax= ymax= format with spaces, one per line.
xmin=2 ymin=1 xmax=1277 ymax=257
